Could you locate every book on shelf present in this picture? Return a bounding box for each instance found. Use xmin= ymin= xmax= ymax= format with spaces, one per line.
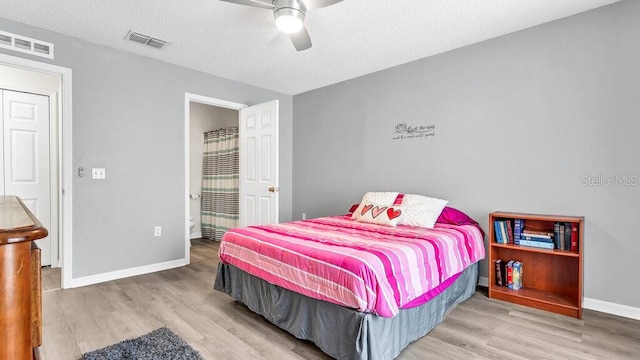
xmin=495 ymin=259 xmax=504 ymax=286
xmin=494 ymin=220 xmax=504 ymax=243
xmin=505 ymin=220 xmax=514 ymax=244
xmin=554 ymin=222 xmax=560 ymax=249
xmin=520 ymin=234 xmax=554 ymax=243
xmin=506 ymin=260 xmax=514 ymax=288
xmin=564 ymin=222 xmax=572 ymax=251
xmin=499 ymin=221 xmax=509 ymax=244
xmin=521 ymin=231 xmax=552 ymax=239
xmin=519 ymin=239 xmax=555 ymax=250
xmin=511 ymin=261 xmax=522 ymax=290
xmin=571 ymin=223 xmax=578 ymax=252
xmin=521 ymin=230 xmax=553 ymax=236
xmin=513 ymin=219 xmax=524 ymax=245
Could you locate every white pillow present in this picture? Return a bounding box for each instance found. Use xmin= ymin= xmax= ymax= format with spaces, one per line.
xmin=397 ymin=194 xmax=448 ymax=228
xmin=351 ymin=192 xmax=399 ymax=220
xmin=353 ymin=202 xmax=404 ymax=227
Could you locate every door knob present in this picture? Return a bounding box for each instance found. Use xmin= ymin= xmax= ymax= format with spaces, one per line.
xmin=268 ymin=186 xmax=279 ymax=193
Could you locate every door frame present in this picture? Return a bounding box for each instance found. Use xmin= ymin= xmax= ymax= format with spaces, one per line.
xmin=0 ymin=53 xmax=73 ymax=289
xmin=184 ymin=93 xmax=245 ymax=264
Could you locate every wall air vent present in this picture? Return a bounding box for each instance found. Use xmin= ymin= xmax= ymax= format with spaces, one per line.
xmin=0 ymin=34 xmax=13 ymax=46
xmin=0 ymin=30 xmax=54 ymax=59
xmin=125 ymin=30 xmax=169 ymax=50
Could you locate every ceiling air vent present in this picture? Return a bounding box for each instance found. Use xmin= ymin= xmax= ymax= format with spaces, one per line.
xmin=0 ymin=30 xmax=54 ymax=59
xmin=125 ymin=30 xmax=169 ymax=50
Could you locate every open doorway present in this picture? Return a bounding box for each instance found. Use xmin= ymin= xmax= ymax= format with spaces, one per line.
xmin=188 ymin=102 xmax=239 ymax=241
xmin=184 ymin=94 xmax=280 ymax=264
xmin=184 ymin=94 xmax=245 ymax=263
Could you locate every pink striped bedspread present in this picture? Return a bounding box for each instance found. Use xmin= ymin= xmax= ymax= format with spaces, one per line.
xmin=218 ymin=215 xmax=485 ymax=318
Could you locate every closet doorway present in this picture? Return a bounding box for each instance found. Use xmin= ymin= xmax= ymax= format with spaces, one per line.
xmin=0 ymin=53 xmax=72 ymax=289
xmin=0 ymin=65 xmax=58 ymax=270
xmin=0 ymin=54 xmax=73 ymax=289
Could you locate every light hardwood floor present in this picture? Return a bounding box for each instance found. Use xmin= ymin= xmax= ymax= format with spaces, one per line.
xmin=42 ymin=266 xmax=61 ymax=292
xmin=41 ymin=239 xmax=640 ymax=359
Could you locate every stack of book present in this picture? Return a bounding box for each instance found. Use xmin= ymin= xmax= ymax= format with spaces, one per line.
xmin=493 ymin=220 xmax=514 ymax=244
xmin=520 ymin=228 xmax=554 ymax=249
xmin=554 ymin=222 xmax=579 ymax=251
xmin=494 ymin=259 xmax=522 ymax=290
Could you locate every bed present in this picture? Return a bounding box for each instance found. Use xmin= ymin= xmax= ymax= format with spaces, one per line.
xmin=214 ymin=203 xmax=485 ymax=360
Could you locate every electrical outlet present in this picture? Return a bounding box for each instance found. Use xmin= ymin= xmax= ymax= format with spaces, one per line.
xmin=154 ymin=226 xmax=162 ymax=237
xmin=92 ymin=168 xmax=106 ymax=179
xmin=301 ymin=213 xmax=307 ymax=220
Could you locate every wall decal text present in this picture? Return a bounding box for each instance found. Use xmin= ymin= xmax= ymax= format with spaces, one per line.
xmin=393 ymin=123 xmax=435 ymax=140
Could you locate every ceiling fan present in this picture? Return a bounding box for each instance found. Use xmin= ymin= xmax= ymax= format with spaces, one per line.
xmin=219 ymin=0 xmax=343 ymax=51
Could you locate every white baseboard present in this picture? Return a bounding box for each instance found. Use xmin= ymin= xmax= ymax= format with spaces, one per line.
xmin=479 ymin=276 xmax=640 ymax=321
xmin=70 ymin=258 xmax=187 ymax=288
xmin=190 ymin=231 xmax=202 ymax=240
xmin=583 ymin=297 xmax=640 ymax=321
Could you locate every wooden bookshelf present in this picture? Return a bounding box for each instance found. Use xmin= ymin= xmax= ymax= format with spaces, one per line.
xmin=488 ymin=212 xmax=584 ymax=319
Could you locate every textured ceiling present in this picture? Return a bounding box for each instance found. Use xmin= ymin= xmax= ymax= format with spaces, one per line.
xmin=0 ymin=0 xmax=620 ymax=95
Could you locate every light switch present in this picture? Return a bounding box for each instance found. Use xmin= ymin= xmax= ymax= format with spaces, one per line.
xmin=92 ymin=168 xmax=106 ymax=179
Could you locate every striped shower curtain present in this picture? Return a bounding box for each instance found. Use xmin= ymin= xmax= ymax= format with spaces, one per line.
xmin=201 ymin=126 xmax=239 ymax=240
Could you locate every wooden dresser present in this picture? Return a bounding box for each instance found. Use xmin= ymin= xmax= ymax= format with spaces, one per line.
xmin=0 ymin=196 xmax=48 ymax=360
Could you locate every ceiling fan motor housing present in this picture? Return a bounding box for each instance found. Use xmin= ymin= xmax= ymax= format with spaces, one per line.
xmin=274 ymin=0 xmax=306 ymax=13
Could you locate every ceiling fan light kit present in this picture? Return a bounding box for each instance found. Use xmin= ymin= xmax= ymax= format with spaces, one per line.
xmin=220 ymin=0 xmax=343 ymax=51
xmin=275 ymin=8 xmax=305 ymax=34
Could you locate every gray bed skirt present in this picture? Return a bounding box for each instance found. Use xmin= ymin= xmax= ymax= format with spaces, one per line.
xmin=214 ymin=262 xmax=478 ymax=360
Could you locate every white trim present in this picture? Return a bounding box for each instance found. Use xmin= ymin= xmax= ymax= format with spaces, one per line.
xmin=583 ymin=297 xmax=640 ymax=321
xmin=48 ymin=91 xmax=60 ymax=268
xmin=187 ymin=93 xmax=247 ymax=110
xmin=70 ymin=259 xmax=187 ymax=288
xmin=190 ymin=231 xmax=203 ymax=240
xmin=0 ymin=53 xmax=73 ymax=289
xmin=184 ymin=93 xmax=246 ymax=264
xmin=478 ymin=276 xmax=488 ymax=287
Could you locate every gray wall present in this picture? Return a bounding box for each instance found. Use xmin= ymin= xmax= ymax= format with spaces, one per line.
xmin=188 ymin=103 xmax=238 ymax=238
xmin=0 ymin=17 xmax=293 ymax=279
xmin=293 ymin=0 xmax=640 ymax=308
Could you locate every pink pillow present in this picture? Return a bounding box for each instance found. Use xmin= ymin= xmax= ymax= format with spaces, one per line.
xmin=436 ymin=206 xmax=476 ymax=225
xmin=436 ymin=206 xmax=484 ymax=237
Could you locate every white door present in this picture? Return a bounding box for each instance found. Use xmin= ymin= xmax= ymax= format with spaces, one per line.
xmin=239 ymin=100 xmax=279 ymax=227
xmin=1 ymin=89 xmax=52 ymax=266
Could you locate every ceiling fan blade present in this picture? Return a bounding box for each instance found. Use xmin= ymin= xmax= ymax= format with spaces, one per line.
xmin=218 ymin=0 xmax=275 ymax=10
xmin=290 ymin=26 xmax=312 ymax=51
xmin=299 ymin=0 xmax=343 ymax=10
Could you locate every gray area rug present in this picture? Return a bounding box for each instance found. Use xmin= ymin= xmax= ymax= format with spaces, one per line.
xmin=80 ymin=327 xmax=203 ymax=360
